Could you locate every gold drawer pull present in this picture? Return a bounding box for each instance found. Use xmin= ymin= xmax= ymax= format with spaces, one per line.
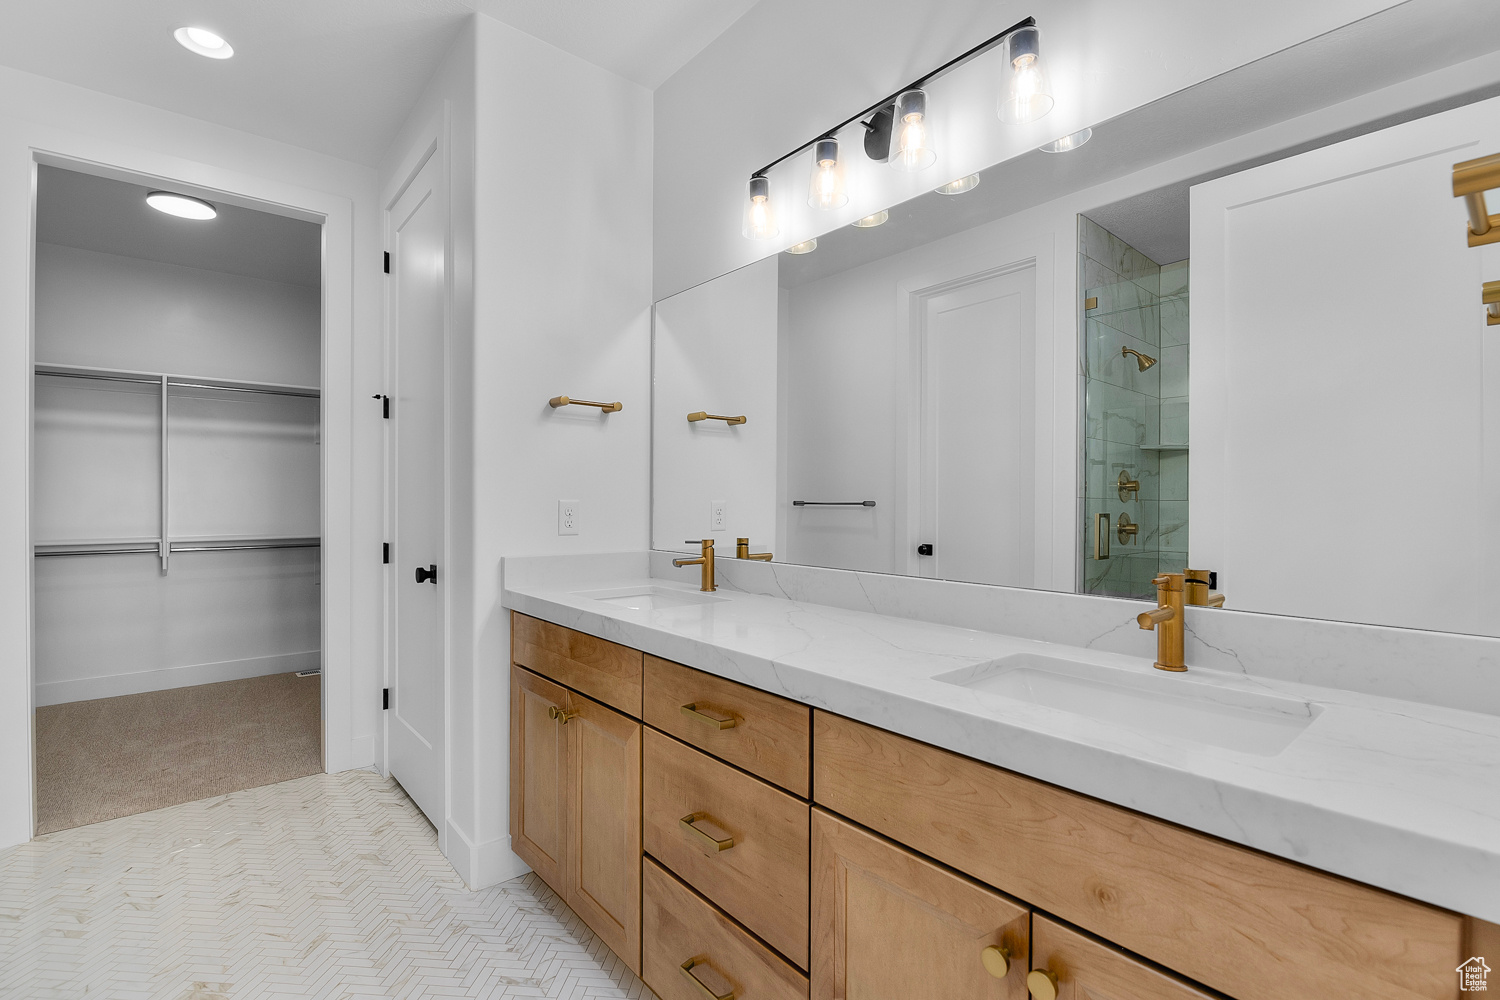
xmin=547 ymin=705 xmax=578 ymax=724
xmin=1027 ymin=968 xmax=1059 ymax=1000
xmin=680 ymin=957 xmax=735 ymax=1000
xmin=680 ymin=703 xmax=737 ymax=730
xmin=679 ymin=813 xmax=735 ymax=854
xmin=980 ymin=944 xmax=1010 ymax=978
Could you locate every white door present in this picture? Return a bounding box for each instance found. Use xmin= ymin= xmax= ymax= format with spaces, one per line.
xmin=916 ymin=266 xmax=1036 ymax=586
xmin=387 ymin=149 xmax=447 ymax=824
xmin=1191 ymin=96 xmax=1500 ymax=635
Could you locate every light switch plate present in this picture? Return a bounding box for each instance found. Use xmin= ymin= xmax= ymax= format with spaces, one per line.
xmin=710 ymin=500 xmax=726 ymax=532
xmin=558 ymin=500 xmax=579 ymax=535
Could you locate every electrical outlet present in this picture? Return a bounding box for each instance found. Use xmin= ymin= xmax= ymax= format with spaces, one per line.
xmin=710 ymin=500 xmax=727 ymax=532
xmin=558 ymin=500 xmax=580 ymax=536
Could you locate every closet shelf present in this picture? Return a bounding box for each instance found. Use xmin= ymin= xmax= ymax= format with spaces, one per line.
xmin=35 ymin=362 xmax=320 ymax=398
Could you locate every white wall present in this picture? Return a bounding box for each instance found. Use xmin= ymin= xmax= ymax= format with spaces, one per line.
xmin=379 ymin=13 xmax=654 ymax=888
xmin=1191 ymin=95 xmax=1500 ymax=636
xmin=653 ymin=0 xmax=1408 ymax=299
xmin=0 ymin=64 xmax=384 ymax=849
xmin=653 ymin=256 xmax=779 ymax=554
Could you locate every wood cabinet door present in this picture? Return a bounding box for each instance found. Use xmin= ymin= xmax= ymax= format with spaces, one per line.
xmin=811 ymin=809 xmax=1028 ymax=1000
xmin=565 ymin=689 xmax=643 ymax=975
xmin=1028 ymin=916 xmax=1218 ymax=1000
xmin=509 ymin=665 xmax=568 ymax=892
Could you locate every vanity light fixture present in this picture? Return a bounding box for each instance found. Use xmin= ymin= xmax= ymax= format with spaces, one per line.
xmin=934 ymin=174 xmax=981 ymax=195
xmin=741 ymin=15 xmax=1045 ymax=240
xmin=998 ymin=25 xmax=1053 ymax=124
xmin=173 ymin=26 xmax=234 ymax=59
xmin=742 ymin=175 xmax=778 ymax=240
xmin=146 ymin=191 xmax=217 ymax=220
xmin=1040 ymin=127 xmax=1092 ymax=153
xmin=785 ymin=239 xmax=818 ymax=254
xmin=852 ymin=210 xmax=889 ymax=228
xmin=808 ymin=137 xmax=849 ymax=209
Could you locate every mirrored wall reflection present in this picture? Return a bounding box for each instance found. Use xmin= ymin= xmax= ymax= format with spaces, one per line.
xmin=1078 ymin=217 xmax=1188 ymax=599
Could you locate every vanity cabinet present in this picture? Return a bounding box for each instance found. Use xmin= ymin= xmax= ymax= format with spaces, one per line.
xmin=1027 ymin=916 xmax=1217 ymax=1000
xmin=810 ymin=808 xmax=1030 ymax=1000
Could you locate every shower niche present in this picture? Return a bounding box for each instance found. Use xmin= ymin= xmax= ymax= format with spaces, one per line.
xmin=1078 ymin=216 xmax=1189 ymax=599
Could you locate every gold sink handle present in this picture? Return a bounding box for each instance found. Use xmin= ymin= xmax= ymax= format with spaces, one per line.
xmin=680 ymin=813 xmax=735 ymax=854
xmin=1027 ymin=968 xmax=1059 ymax=1000
xmin=980 ymin=944 xmax=1011 ymax=978
xmin=680 ymin=957 xmax=735 ymax=1000
xmin=680 ymin=703 xmax=737 ymax=730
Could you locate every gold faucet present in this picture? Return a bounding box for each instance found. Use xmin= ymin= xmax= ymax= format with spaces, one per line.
xmin=1184 ymin=568 xmax=1226 ymax=608
xmin=1137 ymin=572 xmax=1186 ymax=671
xmin=673 ymin=539 xmax=716 ymax=592
xmin=735 ymin=537 xmax=773 ymax=561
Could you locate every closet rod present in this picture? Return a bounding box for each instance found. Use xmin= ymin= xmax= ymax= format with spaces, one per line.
xmin=166 ymin=380 xmax=319 ymax=399
xmin=34 ymin=370 xmax=159 ymax=387
xmin=170 ymin=540 xmax=321 ymax=553
xmin=34 ymin=545 xmax=161 ymax=557
xmin=35 ymin=368 xmax=320 ymax=398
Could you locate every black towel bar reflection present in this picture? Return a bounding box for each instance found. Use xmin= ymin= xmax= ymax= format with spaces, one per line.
xmin=793 ymin=500 xmax=876 ymax=507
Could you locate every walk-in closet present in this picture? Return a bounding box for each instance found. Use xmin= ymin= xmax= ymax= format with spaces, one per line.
xmin=31 ymin=165 xmax=324 ymax=834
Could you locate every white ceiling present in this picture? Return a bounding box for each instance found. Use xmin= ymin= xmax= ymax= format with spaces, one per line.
xmin=0 ymin=0 xmax=754 ymax=166
xmin=36 ymin=165 xmax=323 ymax=287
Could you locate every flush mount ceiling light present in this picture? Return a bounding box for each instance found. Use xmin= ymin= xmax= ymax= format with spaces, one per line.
xmin=742 ymin=15 xmax=1049 ymax=239
xmin=1039 ymin=127 xmax=1092 ymax=153
xmin=852 ymin=210 xmax=889 ymax=228
xmin=173 ymin=26 xmax=234 ymax=59
xmin=146 ymin=191 xmax=218 ymax=220
xmin=785 ymin=239 xmax=818 ymax=255
xmin=935 ymin=174 xmax=981 ymax=195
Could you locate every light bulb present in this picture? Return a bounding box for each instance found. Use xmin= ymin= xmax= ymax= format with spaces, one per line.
xmin=934 ymin=174 xmax=980 ymax=196
xmin=146 ymin=191 xmax=217 ymax=220
xmin=742 ymin=175 xmax=778 ymax=240
xmin=786 ymin=239 xmax=818 ymax=255
xmin=888 ymin=90 xmax=936 ymax=172
xmin=174 ymin=26 xmax=234 ymax=59
xmin=999 ymin=26 xmax=1053 ymax=124
xmin=1039 ymin=128 xmax=1092 ymax=153
xmin=807 ymin=137 xmax=848 ymax=210
xmin=852 ymin=211 xmax=889 ymax=229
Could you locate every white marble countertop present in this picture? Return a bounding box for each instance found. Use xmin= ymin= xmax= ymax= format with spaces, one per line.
xmin=502 ymin=556 xmax=1500 ymax=922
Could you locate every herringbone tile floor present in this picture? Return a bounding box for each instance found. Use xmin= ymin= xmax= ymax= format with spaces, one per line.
xmin=0 ymin=769 xmax=659 ymax=999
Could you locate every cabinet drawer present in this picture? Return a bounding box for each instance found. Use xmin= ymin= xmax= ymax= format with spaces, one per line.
xmin=1028 ymin=916 xmax=1217 ymax=1000
xmin=813 ymin=711 xmax=1463 ymax=1000
xmin=811 ymin=809 xmax=1029 ymax=1000
xmin=644 ymin=728 xmax=810 ymax=968
xmin=644 ymin=654 xmax=811 ymax=796
xmin=644 ymin=859 xmax=808 ymax=1000
xmin=511 ymin=612 xmax=642 ymax=716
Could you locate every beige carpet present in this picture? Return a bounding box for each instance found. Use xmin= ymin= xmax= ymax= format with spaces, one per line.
xmin=34 ymin=671 xmax=322 ymax=835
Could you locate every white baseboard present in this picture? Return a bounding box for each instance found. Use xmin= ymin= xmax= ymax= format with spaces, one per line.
xmin=34 ymin=650 xmax=322 ymax=706
xmin=443 ymin=818 xmax=531 ymax=890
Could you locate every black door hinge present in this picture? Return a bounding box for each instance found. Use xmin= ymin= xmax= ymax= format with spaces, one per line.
xmin=383 ymin=251 xmax=390 ymax=274
xmin=382 ymin=688 xmax=390 ymax=710
xmin=372 ymin=394 xmax=389 ymax=418
xmin=382 ymin=542 xmax=390 ymax=564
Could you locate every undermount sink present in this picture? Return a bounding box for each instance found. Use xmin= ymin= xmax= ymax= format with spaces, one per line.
xmin=574 ymin=585 xmax=727 ymax=611
xmin=934 ymin=654 xmax=1320 ymax=756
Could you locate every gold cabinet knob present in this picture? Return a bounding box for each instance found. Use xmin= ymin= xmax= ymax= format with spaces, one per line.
xmin=547 ymin=705 xmax=578 ymax=724
xmin=980 ymin=945 xmax=1010 ymax=978
xmin=1027 ymin=968 xmax=1059 ymax=1000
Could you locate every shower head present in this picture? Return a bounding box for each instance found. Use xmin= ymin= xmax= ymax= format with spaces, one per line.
xmin=1122 ymin=346 xmax=1157 ymax=372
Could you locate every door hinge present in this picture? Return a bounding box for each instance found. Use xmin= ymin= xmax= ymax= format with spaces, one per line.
xmin=372 ymin=393 xmax=389 ymax=418
xmin=383 ymin=251 xmax=390 ymax=274
xmin=382 ymin=688 xmax=390 ymax=710
xmin=382 ymin=542 xmax=390 ymax=564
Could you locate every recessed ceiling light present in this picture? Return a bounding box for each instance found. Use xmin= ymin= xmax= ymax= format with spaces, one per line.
xmin=785 ymin=239 xmax=818 ymax=255
xmin=1039 ymin=128 xmax=1092 ymax=153
xmin=146 ymin=191 xmax=218 ymax=220
xmin=934 ymin=174 xmax=981 ymax=196
xmin=852 ymin=211 xmax=889 ymax=229
xmin=174 ymin=26 xmax=234 ymax=59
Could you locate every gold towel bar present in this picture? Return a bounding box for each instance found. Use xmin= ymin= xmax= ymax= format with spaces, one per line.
xmin=549 ymin=395 xmax=621 ymax=412
xmin=687 ymin=411 xmax=746 ymax=425
xmin=1452 ymin=153 xmax=1500 ymax=246
xmin=1484 ymin=281 xmax=1500 ymax=327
